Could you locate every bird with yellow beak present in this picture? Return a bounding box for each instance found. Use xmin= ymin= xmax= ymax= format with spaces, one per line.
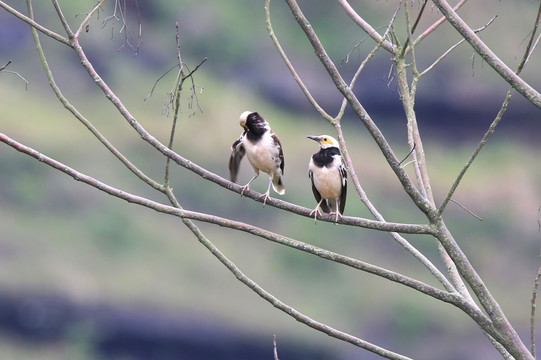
xmin=307 ymin=135 xmax=347 ymax=222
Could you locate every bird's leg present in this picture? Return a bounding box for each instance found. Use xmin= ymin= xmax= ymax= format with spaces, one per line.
xmin=329 ymin=199 xmax=342 ymax=223
xmin=240 ymin=174 xmax=258 ymax=196
xmin=309 ymin=199 xmax=324 ymax=223
xmin=258 ymin=176 xmax=273 ymax=206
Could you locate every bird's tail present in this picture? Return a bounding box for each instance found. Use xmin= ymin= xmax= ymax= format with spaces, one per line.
xmin=272 ymin=174 xmax=285 ymax=195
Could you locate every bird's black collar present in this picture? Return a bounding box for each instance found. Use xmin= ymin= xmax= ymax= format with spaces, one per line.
xmin=312 ymin=147 xmax=340 ymax=168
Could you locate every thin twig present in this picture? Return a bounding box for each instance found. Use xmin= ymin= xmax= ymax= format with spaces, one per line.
xmin=0 ymin=60 xmax=29 ymax=89
xmin=336 ymin=3 xmax=401 ymax=123
xmin=264 ymin=0 xmax=334 ymax=123
xmin=448 ymin=199 xmax=483 ymax=221
xmin=0 ymin=60 xmax=11 ymax=71
xmin=400 ymin=0 xmax=428 ymax=57
xmin=337 ymin=0 xmax=396 ymax=54
xmin=273 ymin=335 xmax=279 ymax=360
xmin=144 ymin=64 xmax=178 ymax=100
xmin=74 ymin=0 xmax=108 ymax=38
xmin=413 ymin=0 xmax=467 ymax=47
xmin=165 ymin=22 xmax=185 ymax=185
xmin=399 ymin=144 xmax=416 ymax=166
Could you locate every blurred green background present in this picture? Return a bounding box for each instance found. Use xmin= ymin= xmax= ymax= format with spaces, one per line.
xmin=1 ymin=0 xmax=541 ymax=359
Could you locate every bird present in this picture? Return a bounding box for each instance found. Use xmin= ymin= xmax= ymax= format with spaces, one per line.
xmin=229 ymin=111 xmax=285 ymax=205
xmin=307 ymin=135 xmax=347 ymax=222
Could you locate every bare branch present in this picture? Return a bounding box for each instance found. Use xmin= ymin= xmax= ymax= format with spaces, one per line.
xmin=434 ymin=222 xmax=534 ymax=360
xmin=336 ymin=3 xmax=401 ymax=122
xmin=400 ymin=0 xmax=428 ymax=58
xmin=0 ymin=60 xmax=29 ymax=89
xmin=438 ymin=1 xmax=541 ymax=217
xmin=448 ymin=199 xmax=483 ymax=221
xmin=52 ymin=0 xmax=73 ymax=37
xmin=264 ymin=0 xmax=334 ymax=123
xmin=0 ymin=59 xmax=11 ymax=72
xmin=273 ymin=335 xmax=279 ymax=360
xmin=74 ymin=0 xmax=108 ymax=38
xmin=337 ymin=0 xmax=396 ymax=54
xmin=431 ymin=0 xmax=541 ymax=109
xmin=0 ymin=1 xmax=71 ymax=46
xmin=413 ymin=0 xmax=467 ymax=47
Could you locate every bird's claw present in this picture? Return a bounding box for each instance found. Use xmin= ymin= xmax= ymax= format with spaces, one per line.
xmin=259 ymin=191 xmax=271 ymax=206
xmin=329 ymin=211 xmax=342 ymax=223
xmin=239 ymin=185 xmax=250 ymax=197
xmin=309 ymin=207 xmax=322 ymax=223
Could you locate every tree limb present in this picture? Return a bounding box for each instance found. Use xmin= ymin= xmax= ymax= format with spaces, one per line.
xmin=431 ymin=0 xmax=541 ymax=109
xmin=0 ymin=1 xmax=71 ymax=46
xmin=337 ymin=0 xmax=396 ymax=54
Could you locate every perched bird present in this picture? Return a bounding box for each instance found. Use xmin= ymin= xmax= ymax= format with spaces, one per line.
xmin=307 ymin=135 xmax=347 ymax=222
xmin=229 ymin=111 xmax=285 ymax=205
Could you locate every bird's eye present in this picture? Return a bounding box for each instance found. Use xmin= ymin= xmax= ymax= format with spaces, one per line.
xmin=323 ymin=137 xmax=328 ymax=142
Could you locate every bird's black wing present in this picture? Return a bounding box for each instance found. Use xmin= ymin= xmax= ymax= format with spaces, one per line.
xmin=309 ymin=169 xmax=330 ymax=213
xmin=339 ymin=161 xmax=347 ymax=215
xmin=229 ymin=137 xmax=245 ymax=183
xmin=271 ymin=132 xmax=284 ymax=175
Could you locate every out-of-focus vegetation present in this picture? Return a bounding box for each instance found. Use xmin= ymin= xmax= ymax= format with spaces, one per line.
xmin=1 ymin=1 xmax=541 ymax=359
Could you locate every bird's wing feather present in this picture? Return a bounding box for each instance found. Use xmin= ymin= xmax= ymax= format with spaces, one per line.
xmin=309 ymin=169 xmax=330 ymax=213
xmin=271 ymin=132 xmax=284 ymax=175
xmin=339 ymin=162 xmax=347 ymax=215
xmin=229 ymin=138 xmax=245 ymax=183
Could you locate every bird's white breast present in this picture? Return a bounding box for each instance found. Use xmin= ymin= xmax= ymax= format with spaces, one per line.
xmin=243 ymin=132 xmax=281 ymax=175
xmin=309 ymin=156 xmax=342 ymax=200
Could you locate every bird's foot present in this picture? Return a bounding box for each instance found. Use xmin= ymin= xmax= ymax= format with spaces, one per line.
xmin=258 ymin=190 xmax=271 ymax=206
xmin=239 ymin=184 xmax=250 ymax=197
xmin=329 ymin=211 xmax=342 ymax=223
xmin=309 ymin=207 xmax=322 ymax=223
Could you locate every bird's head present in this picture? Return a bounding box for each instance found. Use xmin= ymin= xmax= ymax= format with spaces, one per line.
xmin=239 ymin=111 xmax=255 ymax=130
xmin=307 ymin=135 xmax=339 ymax=149
xmin=239 ymin=111 xmax=268 ymax=132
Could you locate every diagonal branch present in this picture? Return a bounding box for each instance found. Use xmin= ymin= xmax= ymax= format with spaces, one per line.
xmin=413 ymin=0 xmax=467 ymax=47
xmin=52 ymin=0 xmax=73 ymax=37
xmin=431 ymin=0 xmax=541 ymax=109
xmin=0 ymin=1 xmax=71 ymax=46
xmin=264 ymin=0 xmax=334 ymax=123
xmin=438 ymin=0 xmax=541 ymax=217
xmin=337 ymin=0 xmax=396 ymax=54
xmin=26 ymin=0 xmax=163 ymax=194
xmin=177 ymin=211 xmax=415 ymax=360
